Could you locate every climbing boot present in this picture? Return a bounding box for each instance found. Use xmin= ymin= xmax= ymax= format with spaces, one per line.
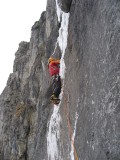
xmin=50 ymin=94 xmax=58 ymax=100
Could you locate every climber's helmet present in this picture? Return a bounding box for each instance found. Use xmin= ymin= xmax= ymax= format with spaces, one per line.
xmin=48 ymin=57 xmax=55 ymax=64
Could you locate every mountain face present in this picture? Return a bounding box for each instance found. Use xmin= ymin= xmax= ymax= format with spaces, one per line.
xmin=0 ymin=0 xmax=120 ymax=160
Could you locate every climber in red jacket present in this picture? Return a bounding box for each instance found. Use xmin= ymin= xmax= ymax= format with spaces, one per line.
xmin=48 ymin=57 xmax=60 ymax=76
xmin=48 ymin=57 xmax=61 ymax=102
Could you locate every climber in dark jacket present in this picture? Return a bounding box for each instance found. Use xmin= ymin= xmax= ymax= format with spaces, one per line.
xmin=48 ymin=57 xmax=61 ymax=100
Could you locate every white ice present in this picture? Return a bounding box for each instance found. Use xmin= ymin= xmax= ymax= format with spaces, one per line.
xmin=47 ymin=0 xmax=70 ymax=159
xmin=47 ymin=106 xmax=61 ymax=160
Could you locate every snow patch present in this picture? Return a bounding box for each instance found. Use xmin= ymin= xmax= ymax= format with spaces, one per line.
xmin=92 ymin=100 xmax=95 ymax=105
xmin=70 ymin=102 xmax=79 ymax=160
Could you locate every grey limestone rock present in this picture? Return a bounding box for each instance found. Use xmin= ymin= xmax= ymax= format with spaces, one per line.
xmin=46 ymin=0 xmax=60 ymax=58
xmin=58 ymin=0 xmax=72 ymax=13
xmin=0 ymin=9 xmax=51 ymax=160
xmin=0 ymin=0 xmax=120 ymax=160
xmin=62 ymin=0 xmax=120 ymax=159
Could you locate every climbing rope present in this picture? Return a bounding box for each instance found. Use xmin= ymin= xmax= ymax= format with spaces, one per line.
xmin=64 ymin=95 xmax=79 ymax=160
xmin=51 ymin=41 xmax=58 ymax=56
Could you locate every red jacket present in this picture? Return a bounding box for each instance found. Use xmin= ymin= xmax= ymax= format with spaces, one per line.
xmin=48 ymin=60 xmax=60 ymax=76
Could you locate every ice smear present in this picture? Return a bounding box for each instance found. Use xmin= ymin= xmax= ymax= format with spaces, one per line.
xmin=56 ymin=1 xmax=69 ymax=79
xmin=55 ymin=0 xmax=62 ymax=22
xmin=47 ymin=1 xmax=70 ymax=159
xmin=55 ymin=0 xmax=69 ymax=79
xmin=59 ymin=13 xmax=69 ymax=79
xmin=47 ymin=106 xmax=61 ymax=160
xmin=70 ymin=112 xmax=79 ymax=160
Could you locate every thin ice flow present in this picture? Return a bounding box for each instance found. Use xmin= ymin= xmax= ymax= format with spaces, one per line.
xmin=47 ymin=0 xmax=70 ymax=159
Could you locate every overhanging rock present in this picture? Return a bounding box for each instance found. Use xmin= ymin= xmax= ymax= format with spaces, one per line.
xmin=58 ymin=0 xmax=72 ymax=13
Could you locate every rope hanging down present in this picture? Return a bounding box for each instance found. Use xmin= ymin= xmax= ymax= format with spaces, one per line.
xmin=64 ymin=95 xmax=79 ymax=160
xmin=51 ymin=41 xmax=58 ymax=56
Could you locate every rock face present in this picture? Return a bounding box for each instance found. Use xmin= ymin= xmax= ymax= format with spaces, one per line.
xmin=63 ymin=0 xmax=120 ymax=159
xmin=0 ymin=0 xmax=120 ymax=160
xmin=58 ymin=0 xmax=72 ymax=13
xmin=0 ymin=11 xmax=51 ymax=160
xmin=46 ymin=0 xmax=60 ymax=58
